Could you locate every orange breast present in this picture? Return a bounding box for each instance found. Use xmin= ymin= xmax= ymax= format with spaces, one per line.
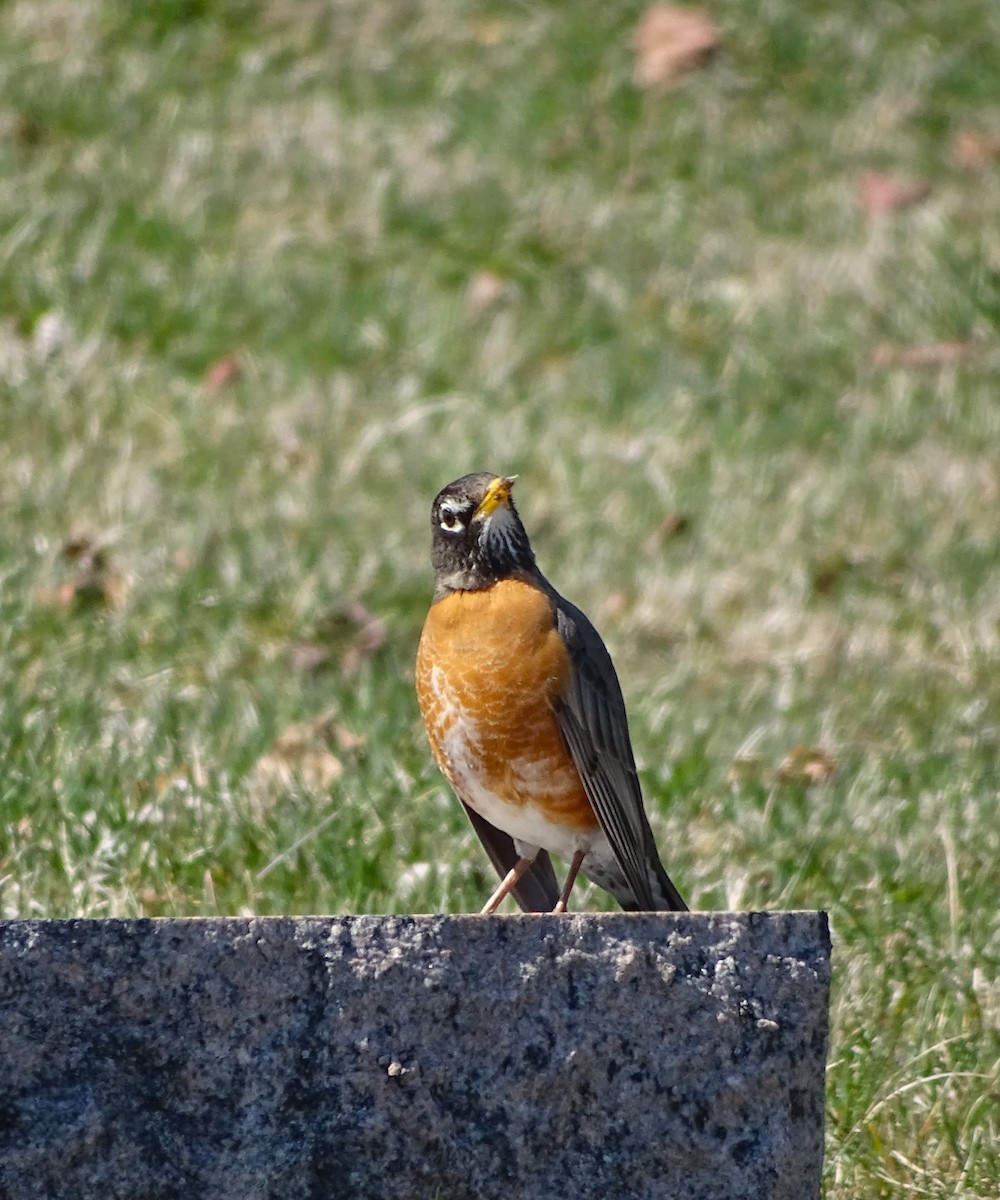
xmin=415 ymin=579 xmax=598 ymax=840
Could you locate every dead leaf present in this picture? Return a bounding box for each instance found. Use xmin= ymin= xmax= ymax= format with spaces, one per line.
xmin=599 ymin=592 xmax=627 ymax=621
xmin=729 ymin=746 xmax=837 ymax=788
xmin=857 ymin=170 xmax=931 ymax=216
xmin=466 ymin=270 xmax=512 ymax=314
xmin=645 ymin=511 xmax=692 ymax=552
xmin=810 ymin=552 xmax=854 ymax=596
xmin=332 ymin=602 xmax=388 ymax=678
xmin=872 ymin=340 xmax=977 ymax=368
xmin=247 ymin=713 xmax=364 ymax=816
xmin=152 ymin=767 xmax=203 ymax=800
xmin=472 ymin=18 xmax=507 ymax=46
xmin=294 ymin=603 xmax=388 ymax=679
xmin=251 ymin=715 xmax=345 ymax=796
xmin=776 ymin=745 xmax=837 ymax=786
xmin=14 ymin=114 xmax=45 ymax=148
xmin=136 ymin=881 xmax=188 ymax=915
xmin=204 ymin=353 xmax=242 ymax=394
xmin=61 ymin=531 xmax=105 ymax=565
xmin=727 ymin=755 xmax=766 ymax=787
xmin=332 ymin=724 xmax=367 ymax=753
xmin=289 ymin=642 xmax=333 ymax=675
xmin=950 ymin=130 xmax=1000 ymax=170
xmin=632 ymin=4 xmax=718 ymax=90
xmin=274 ymin=430 xmax=317 ymax=475
xmin=36 ymin=531 xmax=128 ymax=611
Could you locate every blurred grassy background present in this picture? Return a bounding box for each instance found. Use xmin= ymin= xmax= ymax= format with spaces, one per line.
xmin=1 ymin=1 xmax=999 ymax=1194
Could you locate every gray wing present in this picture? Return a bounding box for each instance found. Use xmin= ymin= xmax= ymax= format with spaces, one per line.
xmin=462 ymin=802 xmax=562 ymax=913
xmin=551 ymin=594 xmax=688 ymax=912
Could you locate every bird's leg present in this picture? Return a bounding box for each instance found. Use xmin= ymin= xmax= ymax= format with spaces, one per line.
xmin=552 ymin=849 xmax=586 ymax=913
xmin=481 ymin=857 xmax=537 ymax=914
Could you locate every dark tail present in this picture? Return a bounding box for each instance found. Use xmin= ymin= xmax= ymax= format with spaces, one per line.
xmin=649 ymin=857 xmax=689 ymax=912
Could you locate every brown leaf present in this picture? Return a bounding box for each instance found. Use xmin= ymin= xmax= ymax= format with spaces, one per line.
xmin=61 ymin=530 xmax=106 ymax=567
xmin=645 ymin=511 xmax=692 ymax=552
xmin=14 ymin=115 xmax=45 ymax=149
xmin=335 ymin=602 xmax=388 ymax=678
xmin=37 ymin=532 xmax=128 ymax=611
xmin=466 ymin=270 xmax=512 ymax=314
xmin=950 ymin=130 xmax=1000 ymax=171
xmin=289 ymin=642 xmax=333 ymax=675
xmin=472 ymin=18 xmax=507 ymax=47
xmin=274 ymin=430 xmax=317 ymax=476
xmin=727 ymin=755 xmax=766 ymax=787
xmin=776 ymin=745 xmax=838 ymax=786
xmin=810 ymin=552 xmax=853 ymax=596
xmin=599 ymin=592 xmax=628 ymax=621
xmin=857 ymin=170 xmax=931 ymax=216
xmin=251 ymin=715 xmax=345 ymax=797
xmin=633 ymin=4 xmax=718 ymax=90
xmin=301 ymin=604 xmax=389 ymax=679
xmin=872 ymin=340 xmax=977 ymax=368
xmin=332 ymin=723 xmax=367 ymax=753
xmin=204 ymin=354 xmax=242 ymax=394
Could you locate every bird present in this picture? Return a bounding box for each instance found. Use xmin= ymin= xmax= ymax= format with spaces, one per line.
xmin=415 ymin=472 xmax=688 ymax=914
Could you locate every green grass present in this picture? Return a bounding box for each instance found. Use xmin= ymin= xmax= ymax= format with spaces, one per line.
xmin=2 ymin=1 xmax=999 ymax=1194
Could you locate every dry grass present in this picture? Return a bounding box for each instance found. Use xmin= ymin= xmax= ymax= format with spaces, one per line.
xmin=1 ymin=1 xmax=999 ymax=1194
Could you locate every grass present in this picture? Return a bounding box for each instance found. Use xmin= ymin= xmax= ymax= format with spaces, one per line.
xmin=1 ymin=0 xmax=999 ymax=1194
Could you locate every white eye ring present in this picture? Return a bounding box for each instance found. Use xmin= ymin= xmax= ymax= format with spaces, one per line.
xmin=438 ymin=497 xmax=473 ymax=532
xmin=439 ymin=510 xmax=465 ymax=532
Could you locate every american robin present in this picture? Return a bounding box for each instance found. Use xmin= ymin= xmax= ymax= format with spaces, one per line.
xmin=415 ymin=472 xmax=688 ymax=914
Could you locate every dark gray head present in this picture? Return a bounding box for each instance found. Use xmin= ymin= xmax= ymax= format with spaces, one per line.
xmin=428 ymin=472 xmax=537 ymax=596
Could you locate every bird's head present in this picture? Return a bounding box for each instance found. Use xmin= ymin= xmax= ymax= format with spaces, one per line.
xmin=428 ymin=472 xmax=536 ymax=595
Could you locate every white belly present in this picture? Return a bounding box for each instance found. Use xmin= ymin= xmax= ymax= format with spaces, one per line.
xmin=431 ymin=666 xmax=606 ymax=861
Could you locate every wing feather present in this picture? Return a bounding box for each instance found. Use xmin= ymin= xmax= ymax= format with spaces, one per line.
xmin=551 ymin=593 xmax=688 ymax=912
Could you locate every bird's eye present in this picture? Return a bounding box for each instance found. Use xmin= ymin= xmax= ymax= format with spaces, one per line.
xmin=439 ymin=508 xmax=466 ymax=533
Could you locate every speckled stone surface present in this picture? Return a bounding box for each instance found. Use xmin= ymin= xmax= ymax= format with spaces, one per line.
xmin=0 ymin=913 xmax=830 ymax=1200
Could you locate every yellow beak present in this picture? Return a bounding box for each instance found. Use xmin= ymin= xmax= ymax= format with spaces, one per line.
xmin=475 ymin=475 xmax=517 ymax=518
